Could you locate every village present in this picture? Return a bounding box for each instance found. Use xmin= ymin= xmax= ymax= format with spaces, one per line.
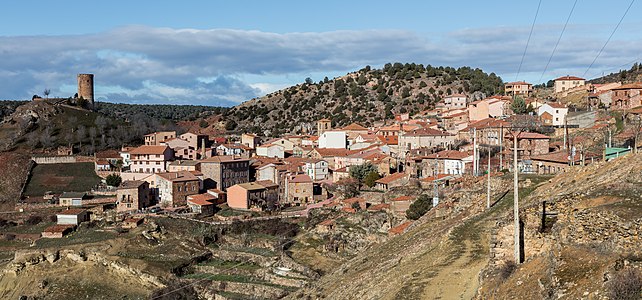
xmin=17 ymin=74 xmax=642 ymax=242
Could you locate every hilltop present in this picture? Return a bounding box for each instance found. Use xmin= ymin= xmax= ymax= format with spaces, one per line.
xmin=224 ymin=63 xmax=504 ymax=136
xmin=589 ymin=62 xmax=642 ymax=84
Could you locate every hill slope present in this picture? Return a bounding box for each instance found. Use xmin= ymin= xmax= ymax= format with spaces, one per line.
xmin=289 ymin=154 xmax=642 ymax=299
xmin=225 ymin=63 xmax=504 ymax=136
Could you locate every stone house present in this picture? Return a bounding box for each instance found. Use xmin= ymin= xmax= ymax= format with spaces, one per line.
xmin=398 ymin=128 xmax=455 ymax=154
xmin=390 ymin=195 xmax=415 ymax=214
xmin=285 ymin=174 xmax=314 ymax=206
xmin=200 ymin=156 xmax=250 ymax=191
xmin=227 ymin=181 xmax=278 ymax=210
xmin=610 ymin=83 xmax=642 ymax=110
xmin=374 ymin=172 xmax=409 ymax=191
xmin=186 ymin=193 xmax=217 ymax=215
xmin=156 ymin=171 xmax=200 ymax=207
xmin=116 ymin=180 xmax=150 ymax=212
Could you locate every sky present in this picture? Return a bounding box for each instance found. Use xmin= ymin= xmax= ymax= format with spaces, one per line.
xmin=1 ymin=0 xmax=640 ymax=106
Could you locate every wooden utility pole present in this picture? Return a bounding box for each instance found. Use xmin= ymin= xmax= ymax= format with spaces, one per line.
xmin=499 ymin=126 xmax=503 ymax=170
xmin=487 ymin=144 xmax=491 ymax=209
xmin=513 ymin=132 xmax=521 ymax=263
xmin=473 ymin=128 xmax=477 ymax=176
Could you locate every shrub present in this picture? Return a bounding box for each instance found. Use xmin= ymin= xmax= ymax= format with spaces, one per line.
xmin=499 ymin=260 xmax=517 ymax=280
xmin=25 ymin=215 xmax=43 ymax=226
xmin=106 ymin=174 xmax=122 ymax=187
xmin=607 ymin=267 xmax=642 ymax=300
xmin=198 ymin=120 xmax=209 ymax=128
xmin=364 ymin=172 xmax=381 ymax=188
xmin=406 ymin=194 xmax=433 ymax=220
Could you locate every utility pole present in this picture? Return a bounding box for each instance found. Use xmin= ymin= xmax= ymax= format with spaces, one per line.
xmin=432 ymin=156 xmax=439 ymax=207
xmin=513 ymin=131 xmax=521 ymax=264
xmin=487 ymin=144 xmax=491 ymax=209
xmin=473 ymin=127 xmax=477 ymax=176
xmin=499 ymin=125 xmax=503 ymax=170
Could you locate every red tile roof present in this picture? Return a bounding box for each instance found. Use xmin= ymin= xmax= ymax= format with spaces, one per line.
xmin=58 ymin=209 xmax=87 ymax=215
xmin=129 ymin=145 xmax=170 ymax=155
xmin=388 ymin=221 xmax=413 ymax=235
xmin=512 ymin=132 xmax=550 ymax=139
xmin=290 ymin=174 xmax=312 ymax=183
xmin=156 ymin=171 xmax=199 ymax=182
xmin=545 ymin=102 xmax=567 ymax=109
xmin=342 ymin=123 xmax=368 ymax=131
xmin=391 ymin=195 xmax=414 ymax=202
xmin=343 ymin=197 xmax=365 ymax=204
xmin=375 ymin=172 xmax=407 ymax=184
xmin=611 ymin=83 xmax=642 ymax=90
xmin=187 ymin=193 xmax=216 ymax=206
xmin=43 ymin=224 xmax=75 ymax=233
xmin=376 ymin=135 xmax=398 ymax=145
xmin=554 ymin=76 xmax=585 ymax=81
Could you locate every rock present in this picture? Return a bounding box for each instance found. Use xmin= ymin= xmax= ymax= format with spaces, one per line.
xmin=45 ymin=251 xmax=59 ymax=264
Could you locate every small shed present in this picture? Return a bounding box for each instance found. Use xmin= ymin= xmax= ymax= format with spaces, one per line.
xmin=187 ymin=194 xmax=217 ymax=215
xmin=42 ymin=224 xmax=76 ymax=238
xmin=59 ymin=192 xmax=87 ymax=207
xmin=122 ymin=217 xmax=144 ymax=229
xmin=56 ymin=209 xmax=89 ymax=225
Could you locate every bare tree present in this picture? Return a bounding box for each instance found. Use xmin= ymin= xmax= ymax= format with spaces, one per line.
xmin=43 ymin=89 xmax=50 ymax=99
xmin=39 ymin=127 xmax=55 ymax=149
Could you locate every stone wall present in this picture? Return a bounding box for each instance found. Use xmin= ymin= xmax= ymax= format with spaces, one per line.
xmin=31 ymin=156 xmax=76 ymax=164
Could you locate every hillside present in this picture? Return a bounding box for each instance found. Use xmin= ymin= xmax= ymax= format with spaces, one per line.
xmin=290 ymin=154 xmax=642 ymax=299
xmin=590 ymin=62 xmax=642 ymax=84
xmin=224 ymin=63 xmax=504 ymax=136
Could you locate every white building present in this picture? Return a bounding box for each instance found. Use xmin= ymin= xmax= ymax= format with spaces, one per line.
xmin=303 ymin=160 xmax=329 ymax=181
xmin=318 ymin=131 xmax=347 ymax=149
xmin=443 ymin=94 xmax=468 ymax=109
xmin=538 ymin=103 xmax=569 ymax=126
xmin=256 ymin=144 xmax=285 ymax=158
xmin=129 ymin=145 xmax=174 ymax=173
xmin=554 ymin=76 xmax=585 ymax=93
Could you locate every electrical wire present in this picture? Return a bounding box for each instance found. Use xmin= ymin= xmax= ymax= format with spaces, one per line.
xmin=583 ymin=0 xmax=635 ymax=78
xmin=515 ymin=0 xmax=543 ymax=81
xmin=538 ymin=0 xmax=578 ymax=83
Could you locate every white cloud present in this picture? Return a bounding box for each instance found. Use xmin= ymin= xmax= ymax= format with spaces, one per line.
xmin=0 ymin=25 xmax=640 ymax=104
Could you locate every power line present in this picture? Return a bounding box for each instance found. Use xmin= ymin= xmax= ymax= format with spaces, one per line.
xmin=538 ymin=0 xmax=578 ymax=83
xmin=515 ymin=0 xmax=543 ymax=81
xmin=583 ymin=0 xmax=636 ymax=78
xmin=587 ymin=57 xmax=640 ymax=80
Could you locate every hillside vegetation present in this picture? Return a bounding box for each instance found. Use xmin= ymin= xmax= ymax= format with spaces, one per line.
xmin=225 ymin=63 xmax=504 ymax=136
xmin=589 ymin=62 xmax=642 ymax=84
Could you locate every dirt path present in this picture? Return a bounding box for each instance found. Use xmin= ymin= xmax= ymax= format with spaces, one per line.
xmin=423 ymin=240 xmax=487 ymax=299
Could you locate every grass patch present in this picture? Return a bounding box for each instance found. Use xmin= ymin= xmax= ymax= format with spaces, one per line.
xmin=183 ymin=273 xmax=297 ymax=291
xmin=0 ymin=221 xmax=54 ymax=234
xmin=24 ymin=162 xmax=102 ymax=196
xmin=222 ymin=246 xmax=276 ymax=257
xmin=216 ymin=291 xmax=269 ymax=300
xmin=198 ymin=258 xmax=261 ymax=270
xmin=217 ymin=207 xmax=250 ymax=217
xmin=35 ymin=227 xmax=118 ymax=248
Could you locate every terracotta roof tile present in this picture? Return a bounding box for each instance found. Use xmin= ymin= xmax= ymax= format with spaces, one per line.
xmin=375 ymin=172 xmax=407 ymax=184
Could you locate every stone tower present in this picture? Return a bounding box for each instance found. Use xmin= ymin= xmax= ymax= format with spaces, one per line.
xmin=317 ymin=118 xmax=331 ymax=136
xmin=77 ymin=74 xmax=94 ymax=108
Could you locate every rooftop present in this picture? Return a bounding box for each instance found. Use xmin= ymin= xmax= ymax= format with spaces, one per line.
xmin=118 ymin=180 xmax=146 ymax=189
xmin=57 ymin=209 xmax=87 ymax=215
xmin=60 ymin=192 xmax=86 ymax=199
xmin=554 ymin=75 xmax=585 ymax=81
xmin=156 ymin=171 xmax=199 ymax=182
xmin=129 ymin=145 xmax=170 ymax=155
xmin=375 ymin=172 xmax=407 ymax=184
xmin=234 ymin=182 xmax=268 ymax=191
xmin=187 ymin=193 xmax=217 ymax=205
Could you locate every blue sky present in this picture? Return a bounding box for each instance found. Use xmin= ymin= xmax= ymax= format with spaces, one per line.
xmin=1 ymin=0 xmax=640 ymax=106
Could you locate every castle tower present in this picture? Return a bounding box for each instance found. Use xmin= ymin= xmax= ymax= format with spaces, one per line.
xmin=77 ymin=74 xmax=94 ymax=108
xmin=317 ymin=118 xmax=331 ymax=136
